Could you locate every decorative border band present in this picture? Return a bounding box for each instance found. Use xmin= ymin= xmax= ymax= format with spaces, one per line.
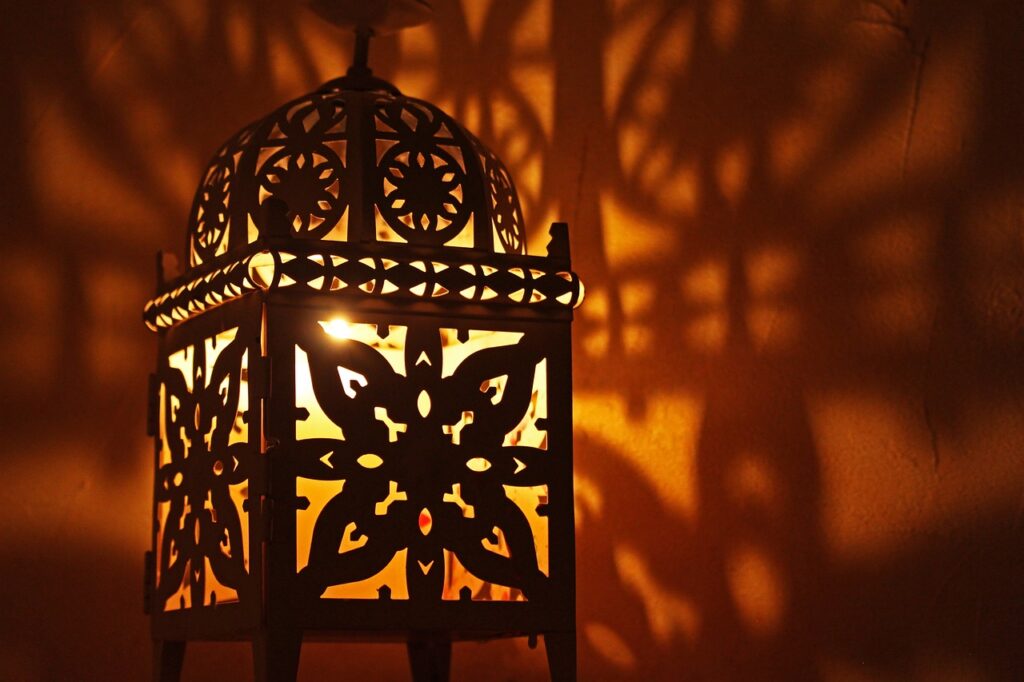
xmin=144 ymin=249 xmax=584 ymax=331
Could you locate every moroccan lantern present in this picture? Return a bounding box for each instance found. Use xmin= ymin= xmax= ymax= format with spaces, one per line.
xmin=142 ymin=4 xmax=583 ymax=681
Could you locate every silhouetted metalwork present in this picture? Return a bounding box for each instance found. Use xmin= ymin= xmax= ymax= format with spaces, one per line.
xmin=186 ymin=70 xmax=528 ymax=269
xmin=144 ymin=246 xmax=581 ymax=331
xmin=144 ymin=16 xmax=581 ymax=682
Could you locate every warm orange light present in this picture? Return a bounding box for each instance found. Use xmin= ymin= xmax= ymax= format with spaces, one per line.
xmin=466 ymin=457 xmax=492 ymax=472
xmin=357 ymin=453 xmax=384 ymax=469
xmin=293 ymin=324 xmax=552 ymax=602
xmin=318 ymin=317 xmax=354 ymax=339
xmin=418 ymin=508 xmax=433 ymax=535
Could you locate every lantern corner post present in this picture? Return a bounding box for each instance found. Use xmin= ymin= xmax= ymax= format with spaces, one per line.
xmin=252 ymin=627 xmax=303 ymax=682
xmin=407 ymin=636 xmax=453 ymax=682
xmin=544 ymin=630 xmax=577 ymax=681
xmin=153 ymin=638 xmax=186 ymax=682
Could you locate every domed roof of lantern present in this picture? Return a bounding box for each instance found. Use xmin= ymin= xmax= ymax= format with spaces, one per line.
xmin=144 ymin=2 xmax=583 ymax=333
xmin=186 ymin=68 xmax=526 ymax=269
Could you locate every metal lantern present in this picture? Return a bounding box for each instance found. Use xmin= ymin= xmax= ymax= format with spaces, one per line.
xmin=143 ymin=10 xmax=583 ymax=682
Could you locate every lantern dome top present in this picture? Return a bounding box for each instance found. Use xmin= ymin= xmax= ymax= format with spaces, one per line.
xmin=145 ymin=35 xmax=582 ymax=334
xmin=186 ymin=75 xmax=526 ymax=270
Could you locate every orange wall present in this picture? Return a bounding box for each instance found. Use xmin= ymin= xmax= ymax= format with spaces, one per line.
xmin=2 ymin=0 xmax=1023 ymax=680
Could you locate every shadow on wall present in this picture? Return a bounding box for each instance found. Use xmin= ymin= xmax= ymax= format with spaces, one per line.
xmin=1 ymin=0 xmax=1024 ymax=680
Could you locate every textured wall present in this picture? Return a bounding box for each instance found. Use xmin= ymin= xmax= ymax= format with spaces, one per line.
xmin=2 ymin=0 xmax=1023 ymax=680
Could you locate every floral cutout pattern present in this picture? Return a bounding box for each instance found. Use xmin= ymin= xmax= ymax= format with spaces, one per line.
xmin=375 ymin=100 xmax=473 ymax=246
xmin=254 ymin=97 xmax=348 ymax=239
xmin=155 ymin=326 xmax=254 ymax=611
xmin=293 ymin=319 xmax=552 ymax=602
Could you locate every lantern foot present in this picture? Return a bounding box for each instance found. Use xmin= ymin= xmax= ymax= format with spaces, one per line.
xmin=544 ymin=631 xmax=577 ymax=681
xmin=253 ymin=629 xmax=303 ymax=682
xmin=407 ymin=636 xmax=451 ymax=682
xmin=153 ymin=639 xmax=185 ymax=682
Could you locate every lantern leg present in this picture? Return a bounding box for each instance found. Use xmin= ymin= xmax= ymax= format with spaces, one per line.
xmin=544 ymin=631 xmax=576 ymax=682
xmin=407 ymin=637 xmax=451 ymax=682
xmin=153 ymin=639 xmax=185 ymax=682
xmin=253 ymin=629 xmax=303 ymax=682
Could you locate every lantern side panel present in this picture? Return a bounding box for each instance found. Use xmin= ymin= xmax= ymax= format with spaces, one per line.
xmin=283 ymin=309 xmax=561 ymax=607
xmin=154 ymin=317 xmax=260 ymax=614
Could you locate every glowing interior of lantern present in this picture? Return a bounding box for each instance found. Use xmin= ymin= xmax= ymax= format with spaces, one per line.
xmin=319 ymin=317 xmax=353 ymax=339
xmin=294 ymin=320 xmax=550 ymax=602
xmin=157 ymin=327 xmax=249 ymax=612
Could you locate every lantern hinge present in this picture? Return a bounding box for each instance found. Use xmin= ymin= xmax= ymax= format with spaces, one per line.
xmin=143 ymin=550 xmax=155 ymax=615
xmin=251 ymin=357 xmax=272 ymax=399
xmin=146 ymin=373 xmax=159 ymax=437
xmin=255 ymin=442 xmax=309 ymax=545
xmin=259 ymin=493 xmax=313 ymax=544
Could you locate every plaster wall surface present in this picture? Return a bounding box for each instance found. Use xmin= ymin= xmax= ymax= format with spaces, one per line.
xmin=1 ymin=0 xmax=1022 ymax=680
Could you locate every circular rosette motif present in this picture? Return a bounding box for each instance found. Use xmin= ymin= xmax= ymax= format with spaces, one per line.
xmin=185 ymin=81 xmax=531 ymax=261
xmin=293 ymin=321 xmax=551 ymax=603
xmin=193 ymin=160 xmax=232 ymax=260
xmin=378 ymin=145 xmax=469 ymax=245
xmin=258 ymin=147 xmax=347 ymax=238
xmin=485 ymin=161 xmax=524 ymax=254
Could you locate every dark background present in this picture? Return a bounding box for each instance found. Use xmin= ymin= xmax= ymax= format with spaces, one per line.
xmin=2 ymin=0 xmax=1023 ymax=679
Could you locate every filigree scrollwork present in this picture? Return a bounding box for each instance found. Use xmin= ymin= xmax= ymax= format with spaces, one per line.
xmin=294 ymin=321 xmax=551 ymax=602
xmin=469 ymin=133 xmax=527 ymax=255
xmin=186 ymin=83 xmax=533 ymax=258
xmin=486 ymin=162 xmax=523 ymax=253
xmin=195 ymin=162 xmax=231 ymax=255
xmin=254 ymin=97 xmax=348 ymax=239
xmin=275 ymin=252 xmax=582 ymax=307
xmin=190 ymin=126 xmax=254 ymax=266
xmin=374 ymin=100 xmax=473 ymax=245
xmin=379 ymin=148 xmax=467 ymax=239
xmin=258 ymin=148 xmax=345 ymax=236
xmin=143 ymin=248 xmax=584 ymax=331
xmin=155 ymin=327 xmax=255 ymax=611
